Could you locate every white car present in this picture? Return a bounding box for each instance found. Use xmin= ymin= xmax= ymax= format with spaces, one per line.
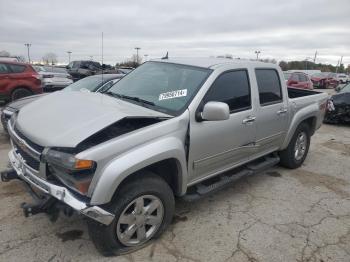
xmin=336 ymin=74 xmax=349 ymax=84
xmin=34 ymin=65 xmax=73 ymax=91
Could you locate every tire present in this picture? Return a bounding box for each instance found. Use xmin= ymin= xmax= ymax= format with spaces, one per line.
xmin=11 ymin=88 xmax=32 ymax=101
xmin=88 ymin=172 xmax=175 ymax=256
xmin=279 ymin=123 xmax=310 ymax=169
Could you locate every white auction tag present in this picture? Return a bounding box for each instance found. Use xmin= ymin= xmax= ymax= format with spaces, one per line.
xmin=159 ymin=89 xmax=187 ymax=100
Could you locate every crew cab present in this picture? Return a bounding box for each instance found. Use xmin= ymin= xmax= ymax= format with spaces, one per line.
xmin=2 ymin=58 xmax=328 ymax=256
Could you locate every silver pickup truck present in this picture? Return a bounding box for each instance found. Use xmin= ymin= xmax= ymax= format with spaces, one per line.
xmin=1 ymin=58 xmax=328 ymax=256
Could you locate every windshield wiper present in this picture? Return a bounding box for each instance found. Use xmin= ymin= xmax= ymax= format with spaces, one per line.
xmin=104 ymin=92 xmax=155 ymax=106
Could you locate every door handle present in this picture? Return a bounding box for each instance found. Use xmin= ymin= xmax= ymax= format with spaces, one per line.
xmin=277 ymin=108 xmax=288 ymax=115
xmin=242 ymin=116 xmax=256 ymax=124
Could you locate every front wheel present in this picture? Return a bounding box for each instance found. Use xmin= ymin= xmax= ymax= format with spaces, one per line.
xmin=279 ymin=123 xmax=310 ymax=169
xmin=88 ymin=173 xmax=175 ymax=256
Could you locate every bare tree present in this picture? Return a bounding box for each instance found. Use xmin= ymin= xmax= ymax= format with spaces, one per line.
xmin=42 ymin=52 xmax=58 ymax=65
xmin=131 ymin=54 xmax=142 ymax=65
xmin=0 ymin=50 xmax=11 ymax=57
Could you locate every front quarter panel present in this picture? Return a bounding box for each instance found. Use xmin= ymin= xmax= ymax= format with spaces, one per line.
xmin=89 ymin=136 xmax=187 ymax=205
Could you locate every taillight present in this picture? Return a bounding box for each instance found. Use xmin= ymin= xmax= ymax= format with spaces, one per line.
xmin=43 ymin=74 xmax=54 ymax=78
xmin=32 ymin=74 xmax=41 ymax=80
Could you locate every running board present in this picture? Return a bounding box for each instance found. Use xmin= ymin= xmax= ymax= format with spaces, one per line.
xmin=182 ymin=155 xmax=280 ymax=201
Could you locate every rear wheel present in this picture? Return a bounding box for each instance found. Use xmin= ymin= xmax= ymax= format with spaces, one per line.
xmin=88 ymin=172 xmax=175 ymax=256
xmin=11 ymin=88 xmax=32 ymax=101
xmin=279 ymin=123 xmax=310 ymax=169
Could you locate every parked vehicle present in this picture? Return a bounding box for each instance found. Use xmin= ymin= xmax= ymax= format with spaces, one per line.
xmin=33 ymin=66 xmax=73 ymax=92
xmin=0 ymin=61 xmax=42 ymax=102
xmin=1 ymin=58 xmax=328 ymax=256
xmin=324 ymin=83 xmax=350 ymax=124
xmin=1 ymin=74 xmax=124 ymax=133
xmin=66 ymin=60 xmax=102 ymax=81
xmin=283 ymin=72 xmax=292 ymax=83
xmin=286 ymin=72 xmax=313 ymax=89
xmin=311 ymin=72 xmax=339 ymax=89
xmin=335 ymin=73 xmax=349 ymax=84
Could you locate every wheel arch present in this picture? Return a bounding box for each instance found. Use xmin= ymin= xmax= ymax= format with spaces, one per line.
xmin=89 ymin=137 xmax=187 ymax=205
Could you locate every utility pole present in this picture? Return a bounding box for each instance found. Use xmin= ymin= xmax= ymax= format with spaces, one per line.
xmin=313 ymin=50 xmax=317 ymax=63
xmin=336 ymin=56 xmax=343 ymax=73
xmin=255 ymin=50 xmax=261 ymax=60
xmin=24 ymin=43 xmax=31 ymax=63
xmin=135 ymin=47 xmax=141 ymax=65
xmin=67 ymin=51 xmax=72 ymax=63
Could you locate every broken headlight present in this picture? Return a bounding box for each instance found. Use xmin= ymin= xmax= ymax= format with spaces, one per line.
xmin=45 ymin=149 xmax=96 ymax=195
xmin=45 ymin=149 xmax=95 ymax=170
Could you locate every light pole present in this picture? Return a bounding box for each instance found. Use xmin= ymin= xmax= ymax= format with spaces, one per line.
xmin=24 ymin=43 xmax=31 ymax=63
xmin=67 ymin=51 xmax=72 ymax=64
xmin=255 ymin=50 xmax=261 ymax=60
xmin=135 ymin=47 xmax=141 ymax=65
xmin=144 ymin=54 xmax=149 ymax=62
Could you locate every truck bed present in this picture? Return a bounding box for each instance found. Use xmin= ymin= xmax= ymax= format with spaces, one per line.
xmin=288 ymin=87 xmax=322 ymax=99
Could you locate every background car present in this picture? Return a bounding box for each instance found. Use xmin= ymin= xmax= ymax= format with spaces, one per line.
xmin=66 ymin=60 xmax=102 ymax=81
xmin=335 ymin=73 xmax=349 ymax=84
xmin=324 ymin=83 xmax=350 ymax=124
xmin=283 ymin=72 xmax=292 ymax=83
xmin=311 ymin=72 xmax=339 ymax=89
xmin=0 ymin=61 xmax=42 ymax=102
xmin=33 ymin=65 xmax=73 ymax=92
xmin=286 ymin=72 xmax=313 ymax=89
xmin=1 ymin=73 xmax=124 ymax=132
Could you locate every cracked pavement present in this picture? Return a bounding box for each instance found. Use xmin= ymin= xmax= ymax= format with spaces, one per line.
xmin=0 ymin=123 xmax=349 ymax=262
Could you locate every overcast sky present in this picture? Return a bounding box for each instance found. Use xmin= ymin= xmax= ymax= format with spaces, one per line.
xmin=1 ymin=0 xmax=349 ymax=65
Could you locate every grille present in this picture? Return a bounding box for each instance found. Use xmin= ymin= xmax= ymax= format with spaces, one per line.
xmin=13 ymin=140 xmax=40 ymax=170
xmin=14 ymin=125 xmax=44 ymax=153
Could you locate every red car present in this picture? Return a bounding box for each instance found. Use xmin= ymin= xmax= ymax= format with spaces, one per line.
xmin=311 ymin=72 xmax=339 ymax=89
xmin=286 ymin=72 xmax=313 ymax=89
xmin=0 ymin=61 xmax=43 ymax=101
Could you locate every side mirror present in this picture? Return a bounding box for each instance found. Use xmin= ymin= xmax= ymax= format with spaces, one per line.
xmin=201 ymin=102 xmax=229 ymax=121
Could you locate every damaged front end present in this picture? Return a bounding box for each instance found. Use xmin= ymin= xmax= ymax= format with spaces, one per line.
xmin=324 ymin=93 xmax=350 ymax=124
xmin=2 ymin=115 xmax=166 ymax=225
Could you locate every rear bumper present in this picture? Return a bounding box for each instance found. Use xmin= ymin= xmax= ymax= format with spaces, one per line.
xmin=7 ymin=148 xmax=115 ymax=225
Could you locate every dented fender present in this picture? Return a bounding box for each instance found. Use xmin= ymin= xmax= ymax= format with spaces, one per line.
xmin=89 ymin=136 xmax=188 ymax=205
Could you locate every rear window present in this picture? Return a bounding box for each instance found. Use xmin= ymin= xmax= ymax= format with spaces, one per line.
xmin=8 ymin=64 xmax=26 ymax=73
xmin=255 ymin=69 xmax=283 ymax=105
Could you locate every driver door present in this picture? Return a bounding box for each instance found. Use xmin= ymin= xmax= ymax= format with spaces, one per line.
xmin=188 ymin=69 xmax=256 ymax=182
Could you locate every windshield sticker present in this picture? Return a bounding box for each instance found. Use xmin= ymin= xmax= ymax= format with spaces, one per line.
xmin=159 ymin=89 xmax=187 ymax=100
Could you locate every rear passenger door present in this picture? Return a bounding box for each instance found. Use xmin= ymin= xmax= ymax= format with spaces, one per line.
xmin=253 ymin=69 xmax=288 ymax=157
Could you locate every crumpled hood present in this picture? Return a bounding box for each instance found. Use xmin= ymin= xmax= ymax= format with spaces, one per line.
xmin=16 ymin=91 xmax=170 ymax=147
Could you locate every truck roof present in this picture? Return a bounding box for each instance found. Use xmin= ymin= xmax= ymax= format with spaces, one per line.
xmin=151 ymin=57 xmax=274 ymax=69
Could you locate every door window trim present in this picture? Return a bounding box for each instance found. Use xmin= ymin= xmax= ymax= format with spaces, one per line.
xmin=199 ymin=68 xmax=252 ymax=115
xmin=255 ymin=68 xmax=283 ymax=107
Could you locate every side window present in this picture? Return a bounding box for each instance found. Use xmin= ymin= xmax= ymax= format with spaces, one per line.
xmin=0 ymin=63 xmax=8 ymax=74
xmin=204 ymin=70 xmax=251 ymax=112
xmin=8 ymin=64 xmax=26 ymax=73
xmin=255 ymin=69 xmax=282 ymax=105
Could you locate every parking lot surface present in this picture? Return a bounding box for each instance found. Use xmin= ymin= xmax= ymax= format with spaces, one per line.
xmin=0 ymin=116 xmax=349 ymax=261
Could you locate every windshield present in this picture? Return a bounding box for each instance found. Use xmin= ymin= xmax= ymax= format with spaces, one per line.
xmin=339 ymin=83 xmax=350 ymax=94
xmin=107 ymin=62 xmax=211 ymax=115
xmin=63 ymin=76 xmax=103 ymax=92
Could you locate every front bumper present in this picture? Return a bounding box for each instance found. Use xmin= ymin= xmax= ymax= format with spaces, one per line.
xmin=7 ymin=148 xmax=115 ymax=225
